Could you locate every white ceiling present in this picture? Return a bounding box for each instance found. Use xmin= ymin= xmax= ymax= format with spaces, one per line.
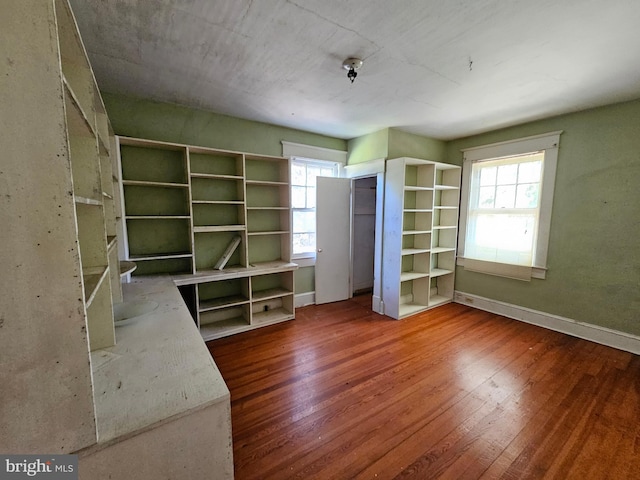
xmin=70 ymin=0 xmax=640 ymax=141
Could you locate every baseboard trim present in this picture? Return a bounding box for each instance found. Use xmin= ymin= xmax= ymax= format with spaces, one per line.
xmin=454 ymin=291 xmax=640 ymax=355
xmin=295 ymin=292 xmax=315 ymax=308
xmin=372 ymin=295 xmax=384 ymax=315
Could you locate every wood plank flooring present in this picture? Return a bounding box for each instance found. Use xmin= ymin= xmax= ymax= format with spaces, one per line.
xmin=207 ymin=296 xmax=640 ymax=479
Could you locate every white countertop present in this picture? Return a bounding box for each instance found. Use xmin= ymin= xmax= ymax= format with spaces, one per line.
xmin=89 ymin=275 xmax=229 ymax=446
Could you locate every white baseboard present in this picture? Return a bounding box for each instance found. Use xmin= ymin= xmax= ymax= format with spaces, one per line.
xmin=454 ymin=291 xmax=640 ymax=355
xmin=295 ymin=292 xmax=316 ymax=308
xmin=372 ymin=295 xmax=384 ymax=315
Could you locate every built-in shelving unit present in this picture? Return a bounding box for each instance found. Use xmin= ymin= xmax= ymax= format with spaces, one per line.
xmin=5 ymin=0 xmax=127 ymax=453
xmin=382 ymin=157 xmax=461 ymax=319
xmin=117 ymin=137 xmax=297 ymax=339
xmin=55 ymin=0 xmax=121 ymax=351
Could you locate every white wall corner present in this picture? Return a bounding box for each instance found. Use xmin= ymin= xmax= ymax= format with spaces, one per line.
xmin=295 ymin=292 xmax=316 ymax=308
xmin=454 ymin=291 xmax=640 ymax=356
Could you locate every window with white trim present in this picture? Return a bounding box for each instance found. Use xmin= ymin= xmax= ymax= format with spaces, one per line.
xmin=458 ymin=132 xmax=562 ymax=280
xmin=291 ymin=158 xmax=340 ymax=257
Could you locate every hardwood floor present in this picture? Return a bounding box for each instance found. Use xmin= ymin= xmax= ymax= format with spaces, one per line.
xmin=207 ymin=296 xmax=640 ymax=479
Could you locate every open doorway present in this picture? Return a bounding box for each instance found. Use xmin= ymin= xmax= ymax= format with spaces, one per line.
xmin=315 ymin=162 xmax=385 ymax=313
xmin=352 ymin=176 xmax=377 ymax=295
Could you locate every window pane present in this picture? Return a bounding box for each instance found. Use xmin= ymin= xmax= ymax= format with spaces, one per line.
xmin=292 ymin=186 xmax=306 ymax=208
xmin=306 ymin=187 xmax=316 ymax=209
xmin=518 ymin=160 xmax=542 ymax=183
xmin=290 ymin=158 xmax=339 ymax=257
xmin=479 ymin=166 xmax=496 ymax=186
xmin=307 ymin=166 xmax=322 ymax=187
xmin=495 ymin=185 xmax=516 ymax=208
xmin=293 ymin=210 xmax=315 ymax=233
xmin=291 ymin=163 xmax=306 ymax=186
xmin=293 ymin=233 xmax=316 ymax=254
xmin=515 ymin=183 xmax=539 ymax=208
xmin=478 ymin=186 xmax=495 ymax=208
xmin=466 ymin=213 xmax=535 ymax=265
xmin=497 ymin=164 xmax=518 ymax=185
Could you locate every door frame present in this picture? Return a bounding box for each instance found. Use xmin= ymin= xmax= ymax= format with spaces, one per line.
xmin=344 ymin=159 xmax=386 ymax=315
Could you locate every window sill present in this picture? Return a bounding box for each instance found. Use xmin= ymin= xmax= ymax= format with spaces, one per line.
xmin=292 ymin=255 xmax=316 ymax=268
xmin=456 ymin=257 xmax=547 ymax=280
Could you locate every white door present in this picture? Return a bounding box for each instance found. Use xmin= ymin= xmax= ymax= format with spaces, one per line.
xmin=315 ymin=177 xmax=351 ymax=304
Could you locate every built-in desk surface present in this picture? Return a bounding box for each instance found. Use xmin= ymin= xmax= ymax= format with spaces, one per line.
xmin=89 ymin=275 xmax=229 ymax=446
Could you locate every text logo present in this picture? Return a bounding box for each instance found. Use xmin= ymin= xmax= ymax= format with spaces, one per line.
xmin=1 ymin=455 xmax=77 ymax=479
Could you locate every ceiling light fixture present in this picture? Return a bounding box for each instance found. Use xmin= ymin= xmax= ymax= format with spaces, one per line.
xmin=342 ymin=57 xmax=363 ymax=83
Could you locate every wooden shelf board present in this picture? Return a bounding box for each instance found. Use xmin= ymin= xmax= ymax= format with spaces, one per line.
xmin=246 ymin=207 xmax=289 ymax=210
xmin=404 ymin=186 xmax=434 ymax=191
xmin=401 ymin=248 xmax=430 ymax=256
xmin=400 ymin=272 xmax=429 ymax=282
xmin=192 ymin=200 xmax=244 ymax=205
xmin=245 ymin=180 xmax=288 ymax=186
xmin=190 ymin=173 xmax=243 ymax=180
xmin=200 ymin=313 xmax=294 ymax=341
xmin=97 ymin=133 xmax=110 ymax=156
xmin=129 ymin=252 xmax=192 ymax=261
xmin=430 ymin=268 xmax=454 ymax=278
xmin=246 ymin=204 xmax=289 ymax=209
xmin=193 ymin=225 xmax=246 ymax=233
xmin=403 ymin=230 xmax=431 ymax=235
xmin=75 ymin=196 xmax=102 ymax=206
xmin=199 ymin=295 xmax=250 ymax=313
xmin=122 ymin=180 xmax=189 ymax=189
xmin=83 ymin=267 xmax=109 ymax=307
xmin=247 ymin=230 xmax=289 ymax=236
xmin=107 ymin=236 xmax=117 ymax=251
xmin=119 ymin=261 xmax=137 ymax=277
xmin=434 ymin=185 xmax=459 ymax=191
xmin=172 ymin=261 xmax=298 ymax=286
xmin=431 ymin=247 xmax=456 ymax=254
xmin=432 ymin=225 xmax=457 ymax=230
xmin=118 ymin=135 xmax=187 ymax=151
xmin=434 ymin=206 xmax=458 ymax=210
xmin=252 ymin=308 xmax=294 ymax=325
xmin=403 ymin=209 xmax=433 ymax=213
xmin=199 ymin=317 xmax=251 ymax=341
xmin=429 ymin=295 xmax=452 ymax=307
xmin=62 ymin=78 xmax=97 ymax=138
xmin=127 ymin=215 xmax=191 ymax=220
xmin=252 ymin=288 xmax=293 ymax=302
xmin=398 ymin=303 xmax=428 ymax=319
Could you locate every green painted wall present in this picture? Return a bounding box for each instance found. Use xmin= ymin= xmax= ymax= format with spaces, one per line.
xmin=388 ymin=128 xmax=447 ymax=162
xmin=347 ymin=127 xmax=447 ymax=165
xmin=294 ymin=266 xmax=315 ymax=294
xmin=448 ymin=99 xmax=640 ymax=336
xmin=103 ymin=93 xmax=347 ymax=156
xmin=347 ymin=128 xmax=389 ymax=164
xmin=106 ymin=92 xmax=640 ymax=335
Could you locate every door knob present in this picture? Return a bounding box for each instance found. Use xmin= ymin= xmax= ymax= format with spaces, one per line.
xmin=317 ymin=248 xmax=323 ymax=252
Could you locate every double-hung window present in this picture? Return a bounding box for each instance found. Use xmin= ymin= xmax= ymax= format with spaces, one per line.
xmin=458 ymin=131 xmax=562 ymax=280
xmin=291 ymin=158 xmax=340 ymax=258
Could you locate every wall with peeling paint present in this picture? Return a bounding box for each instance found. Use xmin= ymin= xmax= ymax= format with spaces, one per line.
xmin=447 ymin=99 xmax=640 ymax=336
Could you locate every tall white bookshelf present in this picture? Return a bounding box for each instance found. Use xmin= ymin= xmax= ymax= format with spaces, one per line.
xmin=382 ymin=158 xmax=461 ymax=319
